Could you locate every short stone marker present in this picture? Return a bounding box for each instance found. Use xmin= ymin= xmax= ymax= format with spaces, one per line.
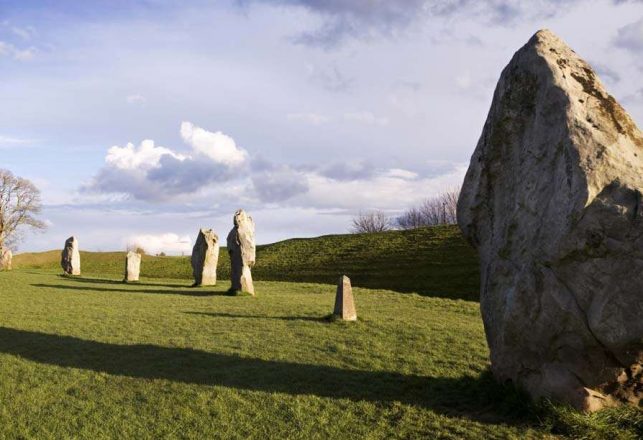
xmin=61 ymin=236 xmax=81 ymax=275
xmin=333 ymin=275 xmax=357 ymax=321
xmin=191 ymin=228 xmax=220 ymax=286
xmin=0 ymin=247 xmax=12 ymax=271
xmin=227 ymin=209 xmax=256 ymax=295
xmin=124 ymin=251 xmax=141 ymax=282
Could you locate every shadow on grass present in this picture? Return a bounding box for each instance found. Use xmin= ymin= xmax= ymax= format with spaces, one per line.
xmin=0 ymin=326 xmax=534 ymax=425
xmin=56 ymin=275 xmax=189 ymax=288
xmin=184 ymin=311 xmax=328 ymax=322
xmin=30 ymin=284 xmax=225 ymax=297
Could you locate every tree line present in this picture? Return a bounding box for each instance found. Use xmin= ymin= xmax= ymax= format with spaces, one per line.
xmin=351 ymin=189 xmax=459 ymax=233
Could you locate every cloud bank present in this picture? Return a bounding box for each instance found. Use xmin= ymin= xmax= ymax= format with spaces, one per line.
xmin=84 ymin=122 xmax=248 ymax=201
xmin=126 ymin=232 xmax=192 ymax=255
xmin=243 ymin=0 xmax=595 ymax=48
xmin=84 ymin=121 xmax=467 ymax=215
xmin=614 ymin=18 xmax=643 ymax=53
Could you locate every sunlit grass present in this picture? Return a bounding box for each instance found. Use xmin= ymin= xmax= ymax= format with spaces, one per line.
xmin=0 ymin=270 xmax=542 ymax=439
xmin=4 ymin=226 xmax=641 ymax=439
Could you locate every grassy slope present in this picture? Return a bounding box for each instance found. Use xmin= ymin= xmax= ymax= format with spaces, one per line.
xmin=14 ymin=225 xmax=480 ymax=301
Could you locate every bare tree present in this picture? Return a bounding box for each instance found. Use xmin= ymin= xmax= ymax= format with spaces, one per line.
xmin=396 ymin=189 xmax=460 ymax=229
xmin=0 ymin=169 xmax=46 ymax=249
xmin=351 ymin=210 xmax=392 ymax=233
xmin=395 ymin=206 xmax=426 ymax=230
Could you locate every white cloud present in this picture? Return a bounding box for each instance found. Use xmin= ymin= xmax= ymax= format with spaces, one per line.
xmin=0 ymin=135 xmax=33 ymax=146
xmin=125 ymin=232 xmax=192 ymax=256
xmin=13 ymin=46 xmax=35 ymax=60
xmin=105 ymin=139 xmax=185 ymax=171
xmin=180 ymin=121 xmax=247 ymax=166
xmin=85 ymin=122 xmax=246 ymax=201
xmin=126 ymin=94 xmax=146 ymax=105
xmin=343 ymin=111 xmax=389 ymax=126
xmin=385 ymin=168 xmax=418 ymax=179
xmin=287 ymin=112 xmax=330 ymax=125
xmin=0 ymin=40 xmax=36 ymax=60
xmin=87 ymin=118 xmax=466 ymax=209
xmin=295 ymin=164 xmax=466 ymax=211
xmin=0 ymin=41 xmax=12 ymax=56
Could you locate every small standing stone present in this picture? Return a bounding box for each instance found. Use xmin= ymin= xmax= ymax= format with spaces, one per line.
xmin=333 ymin=275 xmax=357 ymax=321
xmin=61 ymin=236 xmax=80 ymax=275
xmin=226 ymin=209 xmax=255 ymax=295
xmin=124 ymin=251 xmax=141 ymax=282
xmin=191 ymin=228 xmax=220 ymax=286
xmin=0 ymin=247 xmax=12 ymax=271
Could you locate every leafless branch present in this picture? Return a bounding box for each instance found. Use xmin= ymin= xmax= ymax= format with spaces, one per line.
xmin=351 ymin=210 xmax=392 ymax=233
xmin=396 ymin=189 xmax=460 ymax=229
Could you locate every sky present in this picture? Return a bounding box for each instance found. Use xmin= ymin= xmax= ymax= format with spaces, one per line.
xmin=1 ymin=0 xmax=642 ymax=254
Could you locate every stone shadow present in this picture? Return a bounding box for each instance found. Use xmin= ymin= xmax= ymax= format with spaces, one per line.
xmin=31 ymin=283 xmax=225 ymax=297
xmin=0 ymin=326 xmax=533 ymax=425
xmin=57 ymin=275 xmax=189 ymax=288
xmin=184 ymin=311 xmax=327 ymax=322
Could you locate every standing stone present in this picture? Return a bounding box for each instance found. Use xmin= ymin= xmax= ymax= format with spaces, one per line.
xmin=60 ymin=236 xmax=81 ymax=275
xmin=0 ymin=247 xmax=12 ymax=271
xmin=457 ymin=29 xmax=642 ymax=411
xmin=124 ymin=251 xmax=141 ymax=282
xmin=333 ymin=275 xmax=357 ymax=321
xmin=191 ymin=229 xmax=220 ymax=286
xmin=226 ymin=210 xmax=255 ymax=295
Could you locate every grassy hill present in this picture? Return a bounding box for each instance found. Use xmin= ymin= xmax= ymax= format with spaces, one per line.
xmin=15 ymin=225 xmax=480 ymax=301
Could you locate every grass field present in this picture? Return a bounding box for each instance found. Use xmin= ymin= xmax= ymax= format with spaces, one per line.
xmin=13 ymin=225 xmax=480 ymax=301
xmin=2 ymin=228 xmax=641 ymax=439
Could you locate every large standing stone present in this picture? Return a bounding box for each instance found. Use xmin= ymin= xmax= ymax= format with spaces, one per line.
xmin=191 ymin=229 xmax=219 ymax=286
xmin=333 ymin=275 xmax=357 ymax=321
xmin=226 ymin=210 xmax=255 ymax=295
xmin=60 ymin=236 xmax=81 ymax=276
xmin=124 ymin=251 xmax=141 ymax=282
xmin=0 ymin=247 xmax=12 ymax=271
xmin=457 ymin=29 xmax=642 ymax=411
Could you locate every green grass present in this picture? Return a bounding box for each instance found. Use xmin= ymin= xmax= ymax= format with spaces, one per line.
xmin=3 ymin=226 xmax=640 ymax=438
xmin=0 ymin=270 xmax=529 ymax=439
xmin=1 ymin=272 xmax=640 ymax=439
xmin=14 ymin=225 xmax=480 ymax=301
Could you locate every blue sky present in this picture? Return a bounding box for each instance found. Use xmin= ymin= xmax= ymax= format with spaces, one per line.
xmin=2 ymin=0 xmax=642 ymax=253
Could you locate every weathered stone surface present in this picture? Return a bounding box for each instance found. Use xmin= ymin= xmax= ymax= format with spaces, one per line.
xmin=191 ymin=229 xmax=219 ymax=286
xmin=333 ymin=275 xmax=357 ymax=321
xmin=60 ymin=236 xmax=81 ymax=275
xmin=457 ymin=29 xmax=642 ymax=411
xmin=0 ymin=247 xmax=12 ymax=271
xmin=226 ymin=210 xmax=255 ymax=295
xmin=124 ymin=251 xmax=141 ymax=282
